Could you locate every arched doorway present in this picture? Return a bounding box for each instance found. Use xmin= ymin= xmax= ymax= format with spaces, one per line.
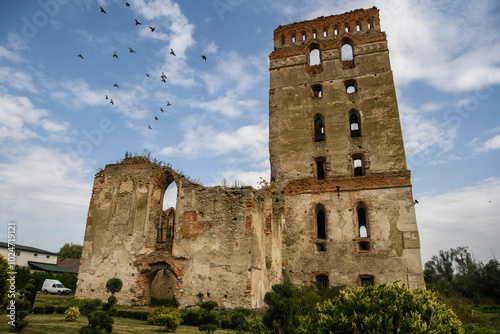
xmin=147 ymin=262 xmax=178 ymax=303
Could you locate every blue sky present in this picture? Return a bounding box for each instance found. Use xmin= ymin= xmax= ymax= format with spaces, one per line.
xmin=0 ymin=0 xmax=499 ymax=266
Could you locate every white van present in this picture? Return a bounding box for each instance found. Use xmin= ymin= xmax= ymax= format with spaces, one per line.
xmin=41 ymin=279 xmax=71 ymax=295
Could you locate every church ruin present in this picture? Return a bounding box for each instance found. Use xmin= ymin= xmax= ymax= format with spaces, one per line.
xmin=76 ymin=7 xmax=425 ymax=308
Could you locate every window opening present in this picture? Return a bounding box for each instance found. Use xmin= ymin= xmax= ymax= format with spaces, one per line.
xmin=316 ymin=157 xmax=326 ymax=180
xmin=281 ymin=35 xmax=285 ymax=45
xmin=356 ymin=23 xmax=361 ymax=31
xmin=345 ymin=25 xmax=349 ymax=33
xmin=302 ymin=32 xmax=306 ymax=41
xmin=358 ymin=207 xmax=368 ymax=237
xmin=316 ymin=275 xmax=329 ymax=289
xmin=158 ymin=182 xmax=177 ymax=243
xmin=323 ymin=29 xmax=327 ymax=37
xmin=317 ymin=243 xmax=326 ymax=252
xmin=341 ymin=43 xmax=353 ymax=61
xmin=344 ymin=79 xmax=357 ymax=94
xmin=292 ymin=35 xmax=296 ymax=43
xmin=317 ymin=208 xmax=326 ymax=239
xmin=334 ymin=27 xmax=338 ymax=35
xmin=309 ymin=48 xmax=321 ymax=66
xmin=368 ymin=22 xmax=372 ymax=29
xmin=314 ymin=114 xmax=325 ymax=142
xmin=349 ymin=112 xmax=361 ymax=138
xmin=360 ymin=275 xmax=374 ymax=286
xmin=353 ymin=155 xmax=363 ymax=176
xmin=312 ymin=84 xmax=322 ymax=98
xmin=313 ymin=31 xmax=317 ymax=39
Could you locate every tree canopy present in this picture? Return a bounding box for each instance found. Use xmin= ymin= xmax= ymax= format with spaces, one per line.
xmin=58 ymin=243 xmax=83 ymax=259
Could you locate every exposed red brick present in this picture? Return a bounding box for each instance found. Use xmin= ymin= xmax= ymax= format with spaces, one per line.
xmin=179 ymin=211 xmax=203 ymax=240
xmin=245 ymin=215 xmax=253 ymax=234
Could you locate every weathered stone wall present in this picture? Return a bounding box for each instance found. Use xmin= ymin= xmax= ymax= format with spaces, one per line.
xmin=77 ymin=157 xmax=280 ymax=307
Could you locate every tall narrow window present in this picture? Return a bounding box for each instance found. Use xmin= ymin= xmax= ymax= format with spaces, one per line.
xmin=341 ymin=43 xmax=353 ymax=61
xmin=368 ymin=21 xmax=372 ymax=29
xmin=316 ymin=275 xmax=329 ymax=289
xmin=356 ymin=23 xmax=361 ymax=31
xmin=316 ymin=157 xmax=326 ymax=180
xmin=357 ymin=206 xmax=368 ymax=238
xmin=281 ymin=35 xmax=286 ymax=45
xmin=317 ymin=208 xmax=326 ymax=239
xmin=349 ymin=112 xmax=361 ymax=138
xmin=334 ymin=27 xmax=339 ymax=35
xmin=313 ymin=114 xmax=325 ymax=142
xmin=313 ymin=31 xmax=317 ymax=39
xmin=353 ymin=155 xmax=363 ymax=177
xmin=292 ymin=35 xmax=296 ymax=43
xmin=323 ymin=29 xmax=327 ymax=37
xmin=310 ymin=48 xmax=320 ymax=66
xmin=302 ymin=31 xmax=306 ymax=41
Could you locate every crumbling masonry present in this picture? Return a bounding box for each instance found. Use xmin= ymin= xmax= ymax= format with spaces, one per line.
xmin=76 ymin=7 xmax=425 ymax=308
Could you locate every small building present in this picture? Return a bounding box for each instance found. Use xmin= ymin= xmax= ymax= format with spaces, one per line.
xmin=0 ymin=241 xmax=74 ymax=273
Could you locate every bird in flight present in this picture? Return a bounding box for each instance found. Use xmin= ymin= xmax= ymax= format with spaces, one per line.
xmin=100 ymin=6 xmax=107 ymax=14
xmin=110 ymin=99 xmax=114 ymax=105
xmin=78 ymin=53 xmax=84 ymax=59
xmin=148 ymin=125 xmax=152 ymax=130
xmin=105 ymin=95 xmax=108 ymax=100
xmin=161 ymin=77 xmax=166 ymax=83
xmin=125 ymin=2 xmax=130 ymax=7
xmin=113 ymin=51 xmax=118 ymax=59
xmin=170 ymin=48 xmax=176 ymax=56
xmin=149 ymin=26 xmax=156 ymax=32
xmin=414 ymin=199 xmax=419 ymax=204
xmin=146 ymin=73 xmax=150 ymax=77
xmin=114 ymin=82 xmax=119 ymax=88
xmin=167 ymin=101 xmax=171 ymax=106
xmin=135 ymin=19 xmax=142 ymax=25
xmin=160 ymin=108 xmax=164 ymax=113
xmin=129 ymin=47 xmax=136 ymax=53
xmin=154 ymin=116 xmax=158 ymax=121
xmin=201 ymin=55 xmax=206 ymax=61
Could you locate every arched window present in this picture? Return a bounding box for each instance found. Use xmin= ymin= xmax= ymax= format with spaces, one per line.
xmin=345 ymin=25 xmax=349 ymax=33
xmin=281 ymin=35 xmax=286 ymax=45
xmin=310 ymin=48 xmax=321 ymax=66
xmin=313 ymin=113 xmax=325 ymax=142
xmin=349 ymin=112 xmax=361 ymax=138
xmin=345 ymin=79 xmax=357 ymax=94
xmin=315 ymin=157 xmax=326 ymax=180
xmin=334 ymin=27 xmax=339 ymax=35
xmin=367 ymin=21 xmax=372 ymax=29
xmin=313 ymin=31 xmax=317 ymax=39
xmin=317 ymin=207 xmax=326 ymax=239
xmin=356 ymin=22 xmax=361 ymax=31
xmin=341 ymin=42 xmax=353 ymax=61
xmin=323 ymin=29 xmax=327 ymax=37
xmin=292 ymin=34 xmax=296 ymax=43
xmin=302 ymin=31 xmax=306 ymax=41
xmin=357 ymin=205 xmax=368 ymax=238
xmin=353 ymin=154 xmax=364 ymax=177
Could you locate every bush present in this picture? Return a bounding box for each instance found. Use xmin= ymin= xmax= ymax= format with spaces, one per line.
xmin=181 ymin=309 xmax=202 ymax=326
xmin=299 ymin=283 xmax=465 ymax=334
xmin=44 ymin=305 xmax=56 ymax=314
xmin=65 ymin=307 xmax=80 ymax=321
xmin=33 ymin=306 xmax=45 ymax=314
xmin=200 ymin=301 xmax=218 ymax=313
xmin=147 ymin=306 xmax=183 ymax=332
xmin=199 ymin=323 xmax=217 ymax=334
xmin=56 ymin=306 xmax=69 ymax=314
xmin=150 ymin=297 xmax=179 ymax=308
xmin=230 ymin=313 xmax=248 ymax=331
xmin=105 ymin=278 xmax=123 ymax=295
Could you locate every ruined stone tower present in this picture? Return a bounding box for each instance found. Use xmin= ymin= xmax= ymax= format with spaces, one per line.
xmin=269 ymin=7 xmax=425 ymax=289
xmin=76 ymin=7 xmax=424 ymax=308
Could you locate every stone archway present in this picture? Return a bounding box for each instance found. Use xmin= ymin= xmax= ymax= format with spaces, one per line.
xmin=143 ymin=262 xmax=179 ymax=304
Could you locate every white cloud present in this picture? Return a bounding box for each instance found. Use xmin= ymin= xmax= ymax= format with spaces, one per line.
xmin=400 ymin=102 xmax=459 ymax=167
xmin=158 ymin=123 xmax=269 ymax=160
xmin=476 ymin=134 xmax=500 ymax=152
xmin=416 ymin=177 xmax=500 ymax=263
xmin=0 ymin=94 xmax=69 ymax=142
xmin=0 ymin=67 xmax=38 ymax=94
xmin=0 ymin=45 xmax=21 ymax=62
xmin=190 ymin=93 xmax=259 ymax=117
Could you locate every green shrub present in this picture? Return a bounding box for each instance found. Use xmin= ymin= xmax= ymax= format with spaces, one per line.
xmin=33 ymin=306 xmax=45 ymax=314
xmin=230 ymin=313 xmax=248 ymax=331
xmin=299 ymin=283 xmax=465 ymax=334
xmin=65 ymin=307 xmax=80 ymax=321
xmin=248 ymin=317 xmax=270 ymax=334
xmin=150 ymin=297 xmax=179 ymax=308
xmin=105 ymin=278 xmax=123 ymax=295
xmin=201 ymin=301 xmax=218 ymax=313
xmin=56 ymin=306 xmax=69 ymax=314
xmin=181 ymin=309 xmax=202 ymax=326
xmin=44 ymin=305 xmax=56 ymax=314
xmin=147 ymin=306 xmax=182 ymax=332
xmin=199 ymin=323 xmax=217 ymax=334
xmin=220 ymin=318 xmax=231 ymax=329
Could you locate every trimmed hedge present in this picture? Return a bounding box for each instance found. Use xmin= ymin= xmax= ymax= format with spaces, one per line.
xmin=33 ymin=306 xmax=45 ymax=314
xmin=115 ymin=310 xmax=150 ymax=321
xmin=56 ymin=306 xmax=69 ymax=314
xmin=44 ymin=305 xmax=56 ymax=314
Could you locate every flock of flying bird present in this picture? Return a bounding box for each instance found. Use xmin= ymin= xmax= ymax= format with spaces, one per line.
xmin=77 ymin=2 xmax=207 ymax=131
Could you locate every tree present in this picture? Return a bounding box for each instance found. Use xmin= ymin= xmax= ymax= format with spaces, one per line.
xmin=263 ymin=275 xmax=299 ymax=334
xmin=481 ymin=259 xmax=500 ymax=302
xmin=105 ymin=278 xmax=123 ymax=296
xmin=299 ymin=283 xmax=464 ymax=334
xmin=147 ymin=306 xmax=182 ymax=332
xmin=58 ymin=243 xmax=83 ymax=259
xmin=0 ymin=255 xmax=9 ymax=312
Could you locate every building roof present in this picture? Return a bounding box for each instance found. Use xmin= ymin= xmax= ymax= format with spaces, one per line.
xmin=0 ymin=241 xmax=58 ymax=256
xmin=27 ymin=261 xmax=74 ymax=273
xmin=57 ymin=259 xmax=80 ymax=274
